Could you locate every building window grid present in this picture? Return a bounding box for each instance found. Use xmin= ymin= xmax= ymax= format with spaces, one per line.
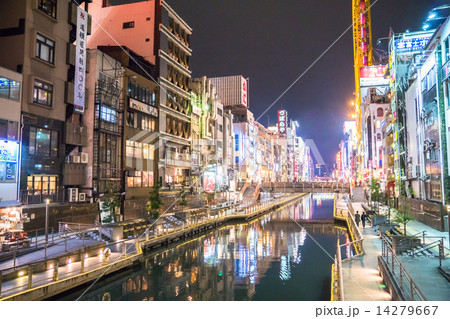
xmin=0 ymin=77 xmax=20 ymax=101
xmin=127 ymin=171 xmax=153 ymax=188
xmin=126 ymin=140 xmax=154 ymax=159
xmin=33 ymin=79 xmax=53 ymax=107
xmin=37 ymin=0 xmax=57 ymax=19
xmin=27 ymin=175 xmax=58 ymax=196
xmin=36 ymin=33 xmax=55 ymax=64
xmin=29 ymin=126 xmax=58 ymax=157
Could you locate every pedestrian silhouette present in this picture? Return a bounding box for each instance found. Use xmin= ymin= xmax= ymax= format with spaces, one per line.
xmin=355 ymin=211 xmax=361 ymax=228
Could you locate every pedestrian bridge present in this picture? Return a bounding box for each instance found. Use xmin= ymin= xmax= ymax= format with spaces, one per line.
xmin=259 ymin=182 xmax=350 ymax=194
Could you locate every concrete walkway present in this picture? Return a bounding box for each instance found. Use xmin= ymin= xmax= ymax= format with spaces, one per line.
xmin=0 ymin=238 xmax=102 ymax=270
xmin=341 ymin=202 xmax=392 ymax=301
xmin=0 ymin=240 xmax=137 ymax=299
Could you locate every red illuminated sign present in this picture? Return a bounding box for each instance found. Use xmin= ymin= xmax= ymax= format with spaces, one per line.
xmin=360 ymin=65 xmax=389 ymax=87
xmin=203 ymin=172 xmax=215 ymax=193
xmin=241 ymin=76 xmax=248 ymax=107
xmin=278 ymin=110 xmax=287 ymax=136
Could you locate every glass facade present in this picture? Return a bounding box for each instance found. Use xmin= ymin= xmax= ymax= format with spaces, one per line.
xmin=127 ymin=171 xmax=154 ymax=188
xmin=27 ymin=175 xmax=58 ymax=195
xmin=28 ymin=126 xmax=58 ymax=157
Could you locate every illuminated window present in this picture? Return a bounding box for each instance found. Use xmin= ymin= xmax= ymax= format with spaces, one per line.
xmin=100 ymin=105 xmax=117 ymax=123
xmin=127 ymin=171 xmax=153 ymax=188
xmin=33 ymin=79 xmax=53 ymax=107
xmin=37 ymin=0 xmax=57 ymax=19
xmin=0 ymin=77 xmax=20 ymax=101
xmin=36 ymin=33 xmax=55 ymax=64
xmin=27 ymin=175 xmax=58 ymax=195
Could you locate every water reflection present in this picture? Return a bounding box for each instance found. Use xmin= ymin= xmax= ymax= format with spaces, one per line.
xmin=59 ymin=194 xmax=346 ymax=301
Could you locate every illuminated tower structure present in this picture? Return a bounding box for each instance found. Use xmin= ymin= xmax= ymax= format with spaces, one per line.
xmin=352 ymin=0 xmax=373 ymax=181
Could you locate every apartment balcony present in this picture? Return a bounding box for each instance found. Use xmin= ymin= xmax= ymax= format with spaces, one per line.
xmin=63 ymin=163 xmax=87 ymax=186
xmin=165 ymin=151 xmax=192 ymax=168
xmin=66 ymin=122 xmax=87 ymax=146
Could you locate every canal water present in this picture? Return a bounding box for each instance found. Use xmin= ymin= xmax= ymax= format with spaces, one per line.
xmin=56 ymin=194 xmax=347 ymax=301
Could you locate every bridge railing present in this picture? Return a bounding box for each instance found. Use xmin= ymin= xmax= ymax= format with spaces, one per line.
xmin=260 ymin=181 xmax=350 ymax=191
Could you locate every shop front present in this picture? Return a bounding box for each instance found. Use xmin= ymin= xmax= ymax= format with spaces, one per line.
xmin=0 ymin=203 xmax=29 ymax=251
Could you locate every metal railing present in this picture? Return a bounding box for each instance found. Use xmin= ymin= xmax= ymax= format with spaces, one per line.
xmin=346 ymin=201 xmax=364 ymax=255
xmin=381 ymin=236 xmax=427 ymax=301
xmin=0 ymin=240 xmax=139 ymax=300
xmin=0 ymin=194 xmax=305 ymax=300
xmin=331 ymin=238 xmax=345 ymax=301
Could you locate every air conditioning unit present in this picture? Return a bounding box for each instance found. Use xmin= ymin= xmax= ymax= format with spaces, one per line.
xmin=73 ymin=156 xmax=81 ymax=163
xmin=80 ymin=152 xmax=89 ymax=163
xmin=69 ymin=188 xmax=79 ymax=202
xmin=79 ymin=193 xmax=86 ymax=202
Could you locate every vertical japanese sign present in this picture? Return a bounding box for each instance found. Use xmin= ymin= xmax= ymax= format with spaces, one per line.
xmin=74 ymin=6 xmax=87 ymax=114
xmin=278 ymin=110 xmax=287 ymax=136
xmin=241 ymin=76 xmax=248 ymax=107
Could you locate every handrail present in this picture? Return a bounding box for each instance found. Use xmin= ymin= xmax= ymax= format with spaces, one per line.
xmin=381 ymin=236 xmax=427 ymax=301
xmin=0 ymin=194 xmax=304 ymax=299
xmin=346 ymin=201 xmax=364 ymax=255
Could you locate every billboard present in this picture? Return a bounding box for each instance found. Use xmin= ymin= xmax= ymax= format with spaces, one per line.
xmin=359 ymin=65 xmax=389 ymax=87
xmin=203 ymin=172 xmax=215 ymax=193
xmin=74 ymin=6 xmax=88 ymax=114
xmin=210 ymin=75 xmax=249 ymax=108
xmin=395 ymin=36 xmax=431 ymax=53
xmin=278 ymin=110 xmax=287 ymax=136
xmin=0 ymin=140 xmax=19 ymax=162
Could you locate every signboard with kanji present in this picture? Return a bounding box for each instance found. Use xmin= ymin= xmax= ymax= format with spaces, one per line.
xmin=278 ymin=110 xmax=287 ymax=136
xmin=74 ymin=6 xmax=88 ymax=114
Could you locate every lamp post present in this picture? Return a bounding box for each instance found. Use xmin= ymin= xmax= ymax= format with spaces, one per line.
xmin=45 ymin=199 xmax=50 ymax=259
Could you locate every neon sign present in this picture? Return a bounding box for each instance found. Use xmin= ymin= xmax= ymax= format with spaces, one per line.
xmin=395 ymin=37 xmax=430 ymax=53
xmin=241 ymin=76 xmax=248 ymax=107
xmin=278 ymin=110 xmax=287 ymax=136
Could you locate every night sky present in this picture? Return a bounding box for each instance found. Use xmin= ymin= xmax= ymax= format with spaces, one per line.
xmin=167 ymin=0 xmax=447 ymax=165
xmin=111 ymin=0 xmax=448 ymax=165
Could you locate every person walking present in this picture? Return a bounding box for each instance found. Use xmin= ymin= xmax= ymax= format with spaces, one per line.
xmin=361 ymin=212 xmax=367 ymax=228
xmin=355 ymin=211 xmax=361 ymax=228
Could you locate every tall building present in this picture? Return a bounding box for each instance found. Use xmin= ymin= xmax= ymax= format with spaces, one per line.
xmin=210 ymin=75 xmax=254 ymax=184
xmin=0 ymin=1 xmax=98 ymax=228
xmin=190 ymin=76 xmax=232 ymax=193
xmin=88 ymin=0 xmax=193 ymax=187
xmin=388 ymin=30 xmax=434 ymax=197
xmin=0 ymin=67 xmax=22 ymax=233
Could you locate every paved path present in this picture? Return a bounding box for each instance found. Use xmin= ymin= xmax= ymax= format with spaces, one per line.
xmin=0 ymin=238 xmax=102 ymax=270
xmin=341 ymin=202 xmax=392 ymax=301
xmin=0 ymin=240 xmax=137 ymax=299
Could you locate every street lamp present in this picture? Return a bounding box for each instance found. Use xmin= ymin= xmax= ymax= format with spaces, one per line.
xmin=45 ymin=199 xmax=50 ymax=259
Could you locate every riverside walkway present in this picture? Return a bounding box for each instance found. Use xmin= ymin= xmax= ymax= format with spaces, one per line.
xmin=0 ymin=193 xmax=305 ymax=301
xmin=338 ymin=188 xmax=449 ymax=301
xmin=340 ymin=201 xmax=392 ymax=301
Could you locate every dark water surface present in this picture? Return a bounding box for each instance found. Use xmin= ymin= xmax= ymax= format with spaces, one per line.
xmin=57 ymin=194 xmax=346 ymax=301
